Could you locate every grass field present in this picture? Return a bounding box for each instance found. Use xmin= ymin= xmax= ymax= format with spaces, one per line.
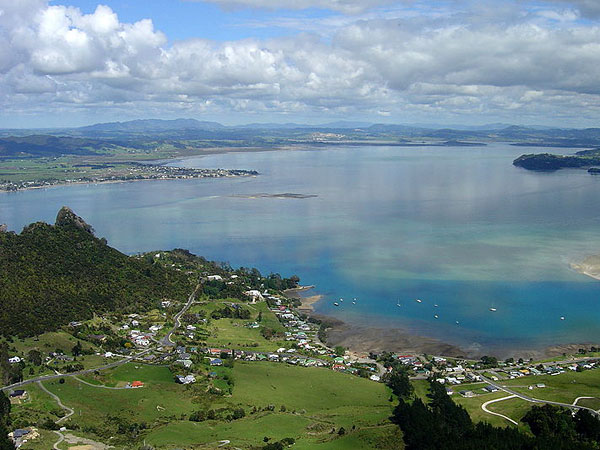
xmin=11 ymin=360 xmax=397 ymax=449
xmin=145 ymin=361 xmax=396 ymax=449
xmin=10 ymin=331 xmax=98 ymax=356
xmin=191 ymin=300 xmax=287 ymax=352
xmin=486 ymin=396 xmax=535 ymax=428
xmin=501 ymin=370 xmax=600 ymax=405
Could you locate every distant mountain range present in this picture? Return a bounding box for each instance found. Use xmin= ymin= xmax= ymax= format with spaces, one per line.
xmin=1 ymin=118 xmax=600 ymax=149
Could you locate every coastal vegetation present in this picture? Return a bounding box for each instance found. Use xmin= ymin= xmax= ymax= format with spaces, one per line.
xmin=513 ymin=148 xmax=600 ymax=171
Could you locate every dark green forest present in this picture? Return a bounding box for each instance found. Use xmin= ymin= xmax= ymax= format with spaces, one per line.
xmin=0 ymin=207 xmax=192 ymax=337
xmin=391 ymin=377 xmax=600 ymax=449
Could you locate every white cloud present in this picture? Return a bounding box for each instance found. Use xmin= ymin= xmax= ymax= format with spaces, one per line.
xmin=2 ymin=0 xmax=600 ymax=126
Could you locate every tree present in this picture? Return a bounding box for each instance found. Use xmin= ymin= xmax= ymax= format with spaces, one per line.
xmin=386 ymin=370 xmax=413 ymax=399
xmin=71 ymin=341 xmax=83 ymax=357
xmin=27 ymin=349 xmax=42 ymax=366
xmin=522 ymin=404 xmax=576 ymax=440
xmin=334 ymin=346 xmax=345 ymax=357
xmin=575 ymin=409 xmax=600 ymax=441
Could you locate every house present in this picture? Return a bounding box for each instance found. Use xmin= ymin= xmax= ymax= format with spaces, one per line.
xmin=8 ymin=356 xmax=21 ymax=364
xmin=483 ymin=385 xmax=499 ymax=393
xmin=9 ymin=390 xmax=26 ymax=401
xmin=10 ymin=429 xmax=30 ymax=439
xmin=459 ymin=390 xmax=475 ymax=398
xmin=88 ymin=334 xmax=107 ymax=342
xmin=177 ymin=359 xmax=193 ymax=369
xmin=104 ymin=352 xmax=114 ymax=358
xmin=135 ymin=337 xmax=150 ymax=347
xmin=131 ymin=381 xmax=144 ymax=388
xmin=186 ymin=325 xmax=196 ymax=331
xmin=244 ymin=290 xmax=264 ymax=302
xmin=176 ymin=374 xmax=196 ymax=384
xmin=207 ymin=275 xmax=223 ymax=281
xmin=210 ymin=358 xmax=223 ymax=366
xmin=161 ymin=300 xmax=171 ymax=308
xmin=370 ymin=375 xmax=381 ymax=382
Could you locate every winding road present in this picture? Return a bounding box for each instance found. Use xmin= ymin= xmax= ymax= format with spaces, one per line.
xmin=481 ymin=394 xmax=519 ymax=425
xmin=37 ymin=381 xmax=75 ymax=449
xmin=481 ymin=376 xmax=600 ymax=418
xmin=160 ymin=284 xmax=200 ymax=347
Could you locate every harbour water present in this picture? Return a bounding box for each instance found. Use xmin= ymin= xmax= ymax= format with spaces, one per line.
xmin=3 ymin=143 xmax=600 ymax=355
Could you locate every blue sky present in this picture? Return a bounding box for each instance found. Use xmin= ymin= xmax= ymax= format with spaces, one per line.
xmin=1 ymin=0 xmax=600 ymax=128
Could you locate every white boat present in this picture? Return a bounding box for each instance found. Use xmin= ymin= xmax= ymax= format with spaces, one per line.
xmin=434 ymin=314 xmax=439 ymax=319
xmin=560 ymin=316 xmax=565 ymax=320
xmin=416 ymin=299 xmax=422 ymax=303
xmin=334 ymin=302 xmax=339 ymax=307
xmin=352 ymin=298 xmax=357 ymax=304
xmin=455 ymin=321 xmax=460 ymax=324
xmin=434 ymin=304 xmax=438 ymax=308
xmin=489 ymin=307 xmax=497 ymax=312
xmin=339 ymin=298 xmax=344 ymax=302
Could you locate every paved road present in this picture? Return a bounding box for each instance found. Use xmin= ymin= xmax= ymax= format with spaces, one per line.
xmin=481 ymin=394 xmax=519 ymax=426
xmin=2 ymin=284 xmax=200 ymax=393
xmin=1 ymin=348 xmax=153 ymax=393
xmin=160 ymin=284 xmax=200 ymax=347
xmin=481 ymin=376 xmax=600 ymax=417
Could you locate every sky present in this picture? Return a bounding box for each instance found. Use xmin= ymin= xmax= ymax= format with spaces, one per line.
xmin=1 ymin=0 xmax=600 ymax=128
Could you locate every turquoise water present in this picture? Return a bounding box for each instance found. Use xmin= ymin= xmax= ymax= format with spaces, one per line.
xmin=2 ymin=144 xmax=600 ymax=354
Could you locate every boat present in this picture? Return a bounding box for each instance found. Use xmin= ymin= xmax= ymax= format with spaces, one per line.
xmin=333 ymin=302 xmax=339 ymax=307
xmin=560 ymin=316 xmax=565 ymax=320
xmin=416 ymin=299 xmax=422 ymax=303
xmin=434 ymin=314 xmax=439 ymax=319
xmin=339 ymin=298 xmax=344 ymax=302
xmin=434 ymin=304 xmax=438 ymax=307
xmin=489 ymin=307 xmax=497 ymax=312
xmin=352 ymin=298 xmax=357 ymax=305
xmin=455 ymin=321 xmax=460 ymax=324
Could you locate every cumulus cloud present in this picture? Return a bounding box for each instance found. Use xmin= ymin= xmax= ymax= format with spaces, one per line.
xmin=2 ymin=0 xmax=600 ymax=125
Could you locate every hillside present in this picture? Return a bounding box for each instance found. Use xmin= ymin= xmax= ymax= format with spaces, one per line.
xmin=0 ymin=207 xmax=192 ymax=337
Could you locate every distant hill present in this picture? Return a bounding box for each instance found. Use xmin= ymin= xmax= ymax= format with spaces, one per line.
xmin=79 ymin=118 xmax=225 ymax=133
xmin=0 ymin=135 xmax=111 ymax=157
xmin=0 ymin=207 xmax=191 ymax=337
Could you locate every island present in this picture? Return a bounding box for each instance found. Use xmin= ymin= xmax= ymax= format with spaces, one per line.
xmin=513 ymin=148 xmax=600 ymax=171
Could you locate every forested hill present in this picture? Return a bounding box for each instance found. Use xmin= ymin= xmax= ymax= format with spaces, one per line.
xmin=0 ymin=207 xmax=192 ymax=337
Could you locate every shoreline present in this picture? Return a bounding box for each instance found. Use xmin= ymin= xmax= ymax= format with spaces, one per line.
xmin=0 ymin=170 xmax=258 ymax=194
xmin=286 ymin=287 xmax=600 ymax=360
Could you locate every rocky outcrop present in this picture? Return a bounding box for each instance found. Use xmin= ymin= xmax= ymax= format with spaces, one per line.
xmin=55 ymin=206 xmax=94 ymax=235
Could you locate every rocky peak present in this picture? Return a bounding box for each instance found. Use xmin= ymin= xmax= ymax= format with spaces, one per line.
xmin=55 ymin=206 xmax=94 ymax=234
